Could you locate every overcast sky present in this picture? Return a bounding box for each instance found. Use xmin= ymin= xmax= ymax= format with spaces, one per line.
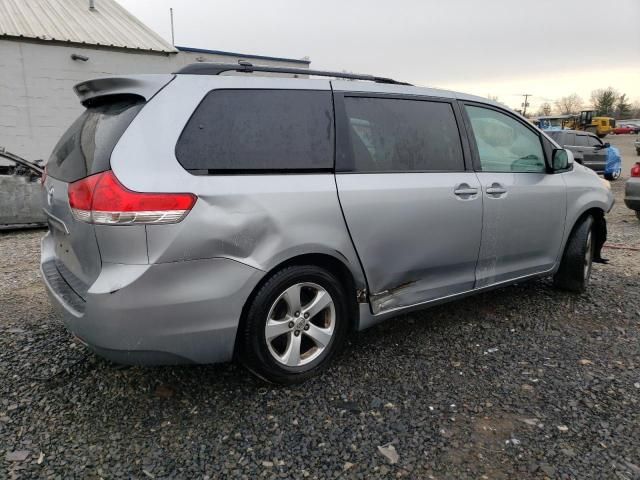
xmin=117 ymin=0 xmax=640 ymax=112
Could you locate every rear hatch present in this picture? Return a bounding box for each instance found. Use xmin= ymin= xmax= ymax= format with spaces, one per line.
xmin=43 ymin=95 xmax=146 ymax=297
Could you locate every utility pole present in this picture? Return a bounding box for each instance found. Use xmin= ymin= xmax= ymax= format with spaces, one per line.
xmin=521 ymin=94 xmax=532 ymax=117
xmin=169 ymin=8 xmax=175 ymax=46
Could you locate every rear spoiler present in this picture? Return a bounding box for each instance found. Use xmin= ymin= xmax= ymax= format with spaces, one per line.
xmin=73 ymin=75 xmax=175 ymax=107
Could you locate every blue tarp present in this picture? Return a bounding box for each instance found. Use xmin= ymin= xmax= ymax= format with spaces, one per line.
xmin=605 ymin=146 xmax=622 ymax=175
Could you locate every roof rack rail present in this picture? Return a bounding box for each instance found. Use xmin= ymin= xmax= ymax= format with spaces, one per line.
xmin=174 ymin=62 xmax=412 ymax=86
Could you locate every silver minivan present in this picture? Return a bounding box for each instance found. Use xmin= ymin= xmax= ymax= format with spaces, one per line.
xmin=41 ymin=63 xmax=614 ymax=383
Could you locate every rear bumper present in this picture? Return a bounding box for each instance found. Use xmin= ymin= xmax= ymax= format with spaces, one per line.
xmin=625 ymin=178 xmax=640 ymax=211
xmin=40 ymin=233 xmax=264 ymax=365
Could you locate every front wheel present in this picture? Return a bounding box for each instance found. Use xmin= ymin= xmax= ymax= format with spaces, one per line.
xmin=238 ymin=265 xmax=349 ymax=384
xmin=553 ymin=216 xmax=594 ymax=293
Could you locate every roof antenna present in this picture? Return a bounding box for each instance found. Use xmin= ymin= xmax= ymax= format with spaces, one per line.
xmin=89 ymin=0 xmax=95 ymax=10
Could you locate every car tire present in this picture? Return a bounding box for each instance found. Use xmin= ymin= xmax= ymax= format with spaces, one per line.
xmin=238 ymin=265 xmax=349 ymax=384
xmin=604 ymin=169 xmax=621 ymax=181
xmin=553 ymin=215 xmax=594 ymax=293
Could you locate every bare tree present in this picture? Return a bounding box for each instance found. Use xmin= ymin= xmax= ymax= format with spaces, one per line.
xmin=537 ymin=102 xmax=552 ymax=116
xmin=616 ymin=93 xmax=632 ymax=119
xmin=590 ymin=88 xmax=618 ymax=116
xmin=487 ymin=94 xmax=499 ymax=102
xmin=554 ymin=94 xmax=583 ymax=115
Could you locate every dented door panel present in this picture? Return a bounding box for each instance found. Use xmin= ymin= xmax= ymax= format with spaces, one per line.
xmin=336 ymin=172 xmax=483 ymax=314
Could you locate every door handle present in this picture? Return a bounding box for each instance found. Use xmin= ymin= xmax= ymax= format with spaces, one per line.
xmin=486 ymin=183 xmax=507 ymax=196
xmin=453 ymin=183 xmax=478 ymax=197
xmin=454 ymin=187 xmax=479 ymax=196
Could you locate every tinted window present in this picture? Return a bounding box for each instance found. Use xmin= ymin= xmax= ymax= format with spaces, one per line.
xmin=575 ymin=135 xmax=589 ymax=147
xmin=340 ymin=97 xmax=464 ymax=172
xmin=47 ymin=95 xmax=144 ymax=183
xmin=176 ymin=90 xmax=334 ymax=172
xmin=465 ymin=106 xmax=545 ymax=173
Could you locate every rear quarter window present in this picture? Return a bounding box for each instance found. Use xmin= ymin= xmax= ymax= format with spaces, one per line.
xmin=175 ymin=90 xmax=334 ymax=173
xmin=47 ymin=95 xmax=144 ymax=183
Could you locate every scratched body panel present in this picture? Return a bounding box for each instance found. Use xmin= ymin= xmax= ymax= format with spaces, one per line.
xmin=336 ymin=172 xmax=483 ymax=314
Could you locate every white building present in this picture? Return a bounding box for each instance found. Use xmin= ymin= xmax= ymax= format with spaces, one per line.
xmin=0 ymin=0 xmax=310 ymax=162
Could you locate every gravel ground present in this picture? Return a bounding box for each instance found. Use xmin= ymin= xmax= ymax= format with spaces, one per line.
xmin=1 ymin=181 xmax=639 ymax=479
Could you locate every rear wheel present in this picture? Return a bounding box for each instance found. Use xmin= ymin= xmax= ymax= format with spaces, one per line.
xmin=553 ymin=216 xmax=594 ymax=293
xmin=238 ymin=265 xmax=349 ymax=384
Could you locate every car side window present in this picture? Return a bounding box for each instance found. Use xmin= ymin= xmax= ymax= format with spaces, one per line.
xmin=587 ymin=136 xmax=602 ymax=148
xmin=465 ymin=105 xmax=546 ymax=173
xmin=575 ymin=135 xmax=589 ymax=147
xmin=176 ymin=90 xmax=334 ymax=173
xmin=565 ymin=133 xmax=576 ymax=145
xmin=340 ymin=97 xmax=464 ymax=172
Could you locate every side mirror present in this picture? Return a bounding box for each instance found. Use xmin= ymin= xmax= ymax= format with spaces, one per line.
xmin=552 ymin=148 xmax=573 ymax=171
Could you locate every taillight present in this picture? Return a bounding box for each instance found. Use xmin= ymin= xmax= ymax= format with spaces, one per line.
xmin=631 ymin=162 xmax=640 ymax=178
xmin=68 ymin=171 xmax=197 ymax=225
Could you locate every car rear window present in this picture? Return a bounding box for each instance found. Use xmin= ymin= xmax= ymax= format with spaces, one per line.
xmin=47 ymin=95 xmax=144 ymax=183
xmin=338 ymin=97 xmax=464 ymax=172
xmin=175 ymin=90 xmax=334 ymax=173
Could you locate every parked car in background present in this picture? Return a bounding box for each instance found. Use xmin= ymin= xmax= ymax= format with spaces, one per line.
xmin=619 ymin=123 xmax=640 ymax=134
xmin=613 ymin=125 xmax=637 ymax=135
xmin=546 ymin=129 xmax=622 ymax=180
xmin=0 ymin=148 xmax=45 ymax=229
xmin=40 ymin=64 xmax=614 ymax=384
xmin=624 ymin=162 xmax=640 ymax=220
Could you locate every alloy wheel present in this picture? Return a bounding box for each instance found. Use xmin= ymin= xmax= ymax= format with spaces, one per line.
xmin=264 ymin=282 xmax=335 ymax=367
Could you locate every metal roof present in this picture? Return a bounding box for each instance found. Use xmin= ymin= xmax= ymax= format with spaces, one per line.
xmin=0 ymin=0 xmax=177 ymax=53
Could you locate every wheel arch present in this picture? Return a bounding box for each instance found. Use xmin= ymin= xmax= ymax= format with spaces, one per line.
xmin=559 ymin=206 xmax=606 ymax=264
xmin=233 ymin=252 xmax=363 ymax=359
